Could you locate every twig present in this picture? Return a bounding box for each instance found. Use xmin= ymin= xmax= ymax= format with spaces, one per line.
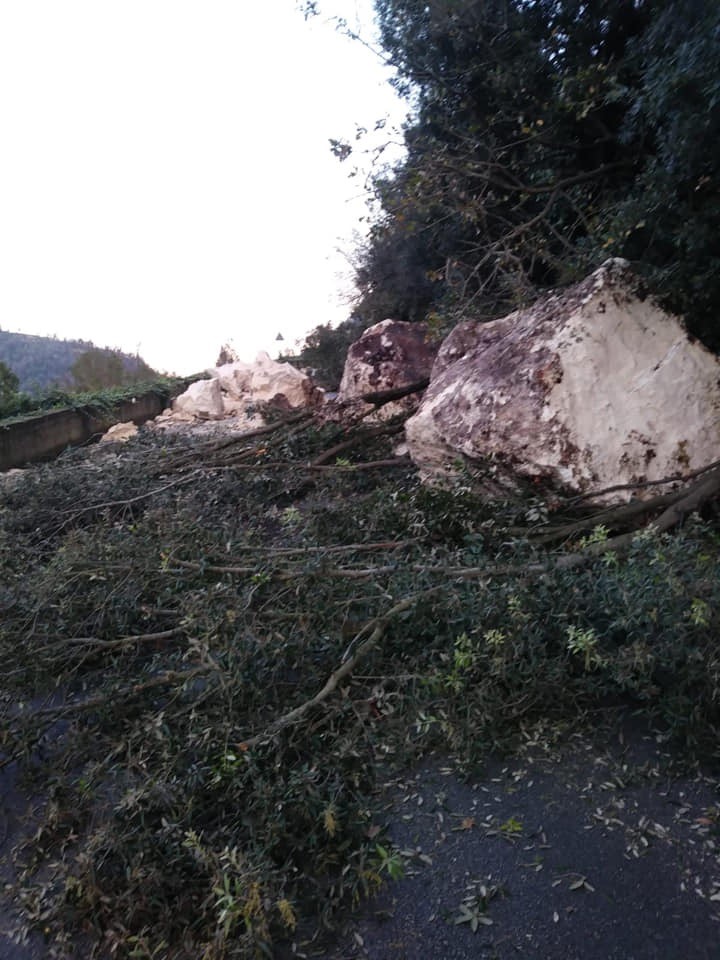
xmin=37 ymin=627 xmax=184 ymax=656
xmin=58 ymin=472 xmax=199 ymax=519
xmin=240 ymin=590 xmax=441 ymax=749
xmin=360 ymin=378 xmax=430 ymax=407
xmin=32 ymin=667 xmax=214 ymax=720
xmin=311 ymin=422 xmax=405 ymax=466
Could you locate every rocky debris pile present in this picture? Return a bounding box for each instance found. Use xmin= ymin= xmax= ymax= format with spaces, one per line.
xmin=406 ymin=259 xmax=720 ymax=503
xmin=338 ymin=320 xmax=439 ymax=420
xmin=209 ymin=351 xmax=320 ymax=412
xmin=153 ymin=352 xmax=321 ymax=432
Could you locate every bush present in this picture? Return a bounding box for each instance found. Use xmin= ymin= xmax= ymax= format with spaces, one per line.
xmin=286 ymin=317 xmax=366 ymax=390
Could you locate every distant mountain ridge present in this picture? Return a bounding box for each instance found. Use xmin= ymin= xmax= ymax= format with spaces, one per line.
xmin=0 ymin=329 xmax=156 ymax=392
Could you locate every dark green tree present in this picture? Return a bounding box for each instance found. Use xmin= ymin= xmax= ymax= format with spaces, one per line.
xmin=355 ymin=0 xmax=720 ymax=347
xmin=69 ymin=349 xmax=156 ymax=392
xmin=0 ymin=361 xmax=20 ymax=406
xmin=604 ymin=0 xmax=720 ymax=333
xmin=290 ymin=318 xmax=366 ymax=391
xmin=70 ymin=350 xmax=125 ymax=391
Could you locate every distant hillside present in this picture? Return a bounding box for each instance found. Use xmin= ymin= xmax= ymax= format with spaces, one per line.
xmin=0 ymin=330 xmax=156 ymax=392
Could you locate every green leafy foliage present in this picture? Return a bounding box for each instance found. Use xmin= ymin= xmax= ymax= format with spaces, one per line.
xmin=69 ymin=347 xmax=156 ymax=392
xmin=354 ymin=0 xmax=720 ymax=346
xmin=1 ymin=415 xmax=719 ymax=957
xmin=0 ymin=375 xmax=187 ymax=424
xmin=283 ymin=317 xmax=367 ymax=390
xmin=0 ymin=328 xmax=159 ymax=392
xmin=0 ymin=360 xmax=20 ymax=406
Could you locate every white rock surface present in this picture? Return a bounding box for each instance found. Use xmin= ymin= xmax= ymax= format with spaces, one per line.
xmin=172 ymin=378 xmax=225 ymax=420
xmin=208 ymin=352 xmax=318 ymax=410
xmin=406 ymin=259 xmax=720 ymax=502
xmin=100 ymin=421 xmax=139 ymax=443
xmin=161 ymin=353 xmax=320 ymax=431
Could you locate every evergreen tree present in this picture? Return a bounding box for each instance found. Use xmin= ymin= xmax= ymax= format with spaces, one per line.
xmin=0 ymin=361 xmax=20 ymax=406
xmin=356 ymin=0 xmax=720 ymax=346
xmin=69 ymin=348 xmax=157 ymax=392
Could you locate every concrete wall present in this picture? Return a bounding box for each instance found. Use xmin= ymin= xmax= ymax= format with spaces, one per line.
xmin=0 ymin=390 xmax=175 ymax=471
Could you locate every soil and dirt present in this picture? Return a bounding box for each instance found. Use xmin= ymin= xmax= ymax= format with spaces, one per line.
xmin=1 ymin=406 xmax=719 ymax=959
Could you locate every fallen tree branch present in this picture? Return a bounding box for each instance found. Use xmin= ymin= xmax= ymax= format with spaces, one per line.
xmin=311 ymin=422 xmax=405 ymax=466
xmin=562 ymin=457 xmax=720 ymax=505
xmin=576 ymin=464 xmax=720 ymax=559
xmin=58 ymin=472 xmax=200 ymax=519
xmin=37 ymin=627 xmax=184 ymax=657
xmin=202 ymin=456 xmax=411 ymax=473
xmin=204 ymin=410 xmax=311 ymax=450
xmin=239 ymin=590 xmax=441 ymax=749
xmin=528 ymin=487 xmax=685 ymax=543
xmin=524 ymin=459 xmax=720 ymax=544
xmin=169 ymin=461 xmax=720 ymax=587
xmin=312 ymin=456 xmax=411 ymax=472
xmin=360 ymin=378 xmax=430 ymax=407
xmin=159 ymin=411 xmax=313 ymax=472
xmin=32 ymin=666 xmax=214 ymax=720
xmin=169 ymin=559 xmax=401 ymax=579
xmin=235 ymin=539 xmax=416 ymax=556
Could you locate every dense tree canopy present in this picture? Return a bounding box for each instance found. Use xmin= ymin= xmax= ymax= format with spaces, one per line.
xmin=0 ymin=361 xmax=20 ymax=406
xmin=69 ymin=348 xmax=157 ymax=392
xmin=353 ymin=0 xmax=720 ymax=348
xmin=289 ymin=317 xmax=365 ymax=390
xmin=0 ymin=330 xmax=158 ymax=392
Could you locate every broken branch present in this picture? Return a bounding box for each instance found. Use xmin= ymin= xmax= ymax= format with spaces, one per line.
xmin=240 ymin=590 xmax=441 ymax=749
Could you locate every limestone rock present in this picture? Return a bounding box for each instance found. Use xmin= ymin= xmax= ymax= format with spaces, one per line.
xmin=210 ymin=361 xmax=252 ymax=399
xmin=338 ymin=320 xmax=439 ymax=419
xmin=406 ymin=259 xmax=720 ymax=502
xmin=162 ymin=354 xmax=319 ymax=430
xmin=153 ymin=408 xmax=195 ymax=426
xmin=172 ymin=378 xmax=225 ymax=420
xmin=209 ymin=352 xmax=318 ymax=411
xmin=100 ymin=421 xmax=138 ymax=443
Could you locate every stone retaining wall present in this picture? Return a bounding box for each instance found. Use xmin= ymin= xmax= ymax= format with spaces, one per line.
xmin=0 ymin=388 xmax=182 ymax=471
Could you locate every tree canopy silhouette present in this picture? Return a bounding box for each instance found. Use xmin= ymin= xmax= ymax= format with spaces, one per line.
xmin=353 ymin=0 xmax=720 ymax=347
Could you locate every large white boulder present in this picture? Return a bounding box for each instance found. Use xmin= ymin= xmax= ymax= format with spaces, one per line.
xmin=208 ymin=352 xmax=318 ymax=410
xmin=211 ymin=361 xmax=253 ymax=399
xmin=406 ymin=260 xmax=720 ymax=502
xmin=172 ymin=378 xmax=225 ymax=420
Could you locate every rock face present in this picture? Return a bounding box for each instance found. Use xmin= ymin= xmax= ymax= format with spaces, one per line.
xmin=166 ymin=353 xmax=320 ymax=429
xmin=172 ymin=378 xmax=225 ymax=420
xmin=338 ymin=320 xmax=439 ymax=417
xmin=406 ymin=259 xmax=720 ymax=502
xmin=209 ymin=352 xmax=319 ymax=411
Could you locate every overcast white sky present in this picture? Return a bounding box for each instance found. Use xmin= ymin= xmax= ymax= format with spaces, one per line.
xmin=0 ymin=1 xmax=406 ymax=375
